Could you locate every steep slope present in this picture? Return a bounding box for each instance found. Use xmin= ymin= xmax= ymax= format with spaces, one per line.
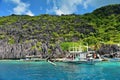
xmin=0 ymin=4 xmax=120 ymax=59
xmin=93 ymin=4 xmax=120 ymax=17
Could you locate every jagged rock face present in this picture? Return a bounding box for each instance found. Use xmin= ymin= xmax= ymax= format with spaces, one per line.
xmin=97 ymin=44 xmax=120 ymax=55
xmin=0 ymin=40 xmax=38 ymax=59
xmin=0 ymin=40 xmax=63 ymax=59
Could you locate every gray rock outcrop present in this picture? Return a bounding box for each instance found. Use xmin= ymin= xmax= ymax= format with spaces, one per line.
xmin=0 ymin=40 xmax=63 ymax=59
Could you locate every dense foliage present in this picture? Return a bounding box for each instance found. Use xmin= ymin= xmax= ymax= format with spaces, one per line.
xmin=0 ymin=4 xmax=120 ymax=51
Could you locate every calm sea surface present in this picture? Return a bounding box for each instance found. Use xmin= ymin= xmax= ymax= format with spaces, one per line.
xmin=0 ymin=61 xmax=120 ymax=80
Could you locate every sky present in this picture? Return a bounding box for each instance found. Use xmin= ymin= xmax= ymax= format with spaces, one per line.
xmin=0 ymin=0 xmax=120 ymax=16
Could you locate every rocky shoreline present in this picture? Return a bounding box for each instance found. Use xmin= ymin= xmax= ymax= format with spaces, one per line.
xmin=0 ymin=40 xmax=63 ymax=59
xmin=0 ymin=39 xmax=120 ymax=59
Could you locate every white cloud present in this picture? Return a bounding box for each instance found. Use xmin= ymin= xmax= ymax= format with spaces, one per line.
xmin=6 ymin=0 xmax=34 ymax=16
xmin=47 ymin=0 xmax=120 ymax=15
xmin=56 ymin=0 xmax=83 ymax=15
xmin=47 ymin=0 xmax=83 ymax=15
xmin=83 ymin=0 xmax=90 ymax=9
xmin=26 ymin=10 xmax=34 ymax=16
xmin=13 ymin=2 xmax=29 ymax=14
xmin=55 ymin=9 xmax=64 ymax=16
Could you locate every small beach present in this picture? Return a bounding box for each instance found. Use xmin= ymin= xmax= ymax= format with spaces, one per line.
xmin=0 ymin=60 xmax=120 ymax=80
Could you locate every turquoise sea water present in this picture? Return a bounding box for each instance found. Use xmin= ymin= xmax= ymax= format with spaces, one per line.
xmin=0 ymin=61 xmax=120 ymax=80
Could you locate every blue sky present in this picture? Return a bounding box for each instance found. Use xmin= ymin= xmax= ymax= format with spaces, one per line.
xmin=0 ymin=0 xmax=120 ymax=16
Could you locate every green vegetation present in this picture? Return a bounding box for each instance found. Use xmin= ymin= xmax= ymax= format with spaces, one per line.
xmin=60 ymin=42 xmax=81 ymax=51
xmin=0 ymin=4 xmax=120 ymax=50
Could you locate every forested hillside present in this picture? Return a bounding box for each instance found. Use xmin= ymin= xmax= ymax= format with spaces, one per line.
xmin=0 ymin=4 xmax=120 ymax=59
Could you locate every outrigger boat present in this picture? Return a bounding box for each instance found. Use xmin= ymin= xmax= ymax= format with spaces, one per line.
xmin=63 ymin=51 xmax=102 ymax=64
xmin=21 ymin=55 xmax=44 ymax=61
xmin=63 ymin=45 xmax=102 ymax=64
